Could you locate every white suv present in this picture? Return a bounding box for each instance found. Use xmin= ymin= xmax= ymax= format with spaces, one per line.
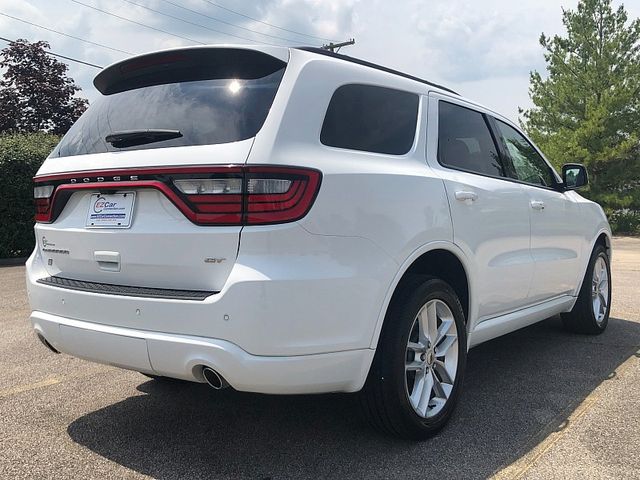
xmin=27 ymin=45 xmax=612 ymax=439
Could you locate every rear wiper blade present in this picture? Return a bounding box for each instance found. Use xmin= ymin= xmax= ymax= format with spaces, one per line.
xmin=105 ymin=129 xmax=182 ymax=148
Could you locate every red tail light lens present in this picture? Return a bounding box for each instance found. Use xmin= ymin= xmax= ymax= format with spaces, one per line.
xmin=35 ymin=198 xmax=52 ymax=222
xmin=33 ymin=165 xmax=321 ymax=226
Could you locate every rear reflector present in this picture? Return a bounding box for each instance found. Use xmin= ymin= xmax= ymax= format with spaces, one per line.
xmin=34 ymin=165 xmax=322 ymax=226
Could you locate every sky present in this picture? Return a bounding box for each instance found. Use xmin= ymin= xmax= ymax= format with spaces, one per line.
xmin=0 ymin=0 xmax=638 ymax=123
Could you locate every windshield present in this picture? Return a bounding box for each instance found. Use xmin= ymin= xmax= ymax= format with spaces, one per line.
xmin=51 ymin=67 xmax=285 ymax=158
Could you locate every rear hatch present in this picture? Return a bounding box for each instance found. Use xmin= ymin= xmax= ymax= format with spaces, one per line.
xmin=33 ymin=47 xmax=288 ymax=293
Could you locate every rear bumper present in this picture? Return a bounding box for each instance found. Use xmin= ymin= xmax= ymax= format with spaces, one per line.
xmin=26 ymin=222 xmax=399 ymax=393
xmin=31 ymin=310 xmax=374 ymax=394
xmin=26 ymin=223 xmax=397 ymax=357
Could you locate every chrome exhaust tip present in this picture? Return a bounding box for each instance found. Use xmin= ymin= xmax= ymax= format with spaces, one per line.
xmin=202 ymin=367 xmax=229 ymax=390
xmin=36 ymin=333 xmax=60 ymax=354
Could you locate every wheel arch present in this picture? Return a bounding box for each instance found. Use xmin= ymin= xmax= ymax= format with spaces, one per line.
xmin=571 ymin=229 xmax=612 ymax=301
xmin=368 ymin=242 xmax=474 ymax=351
xmin=594 ymin=230 xmax=611 ymax=257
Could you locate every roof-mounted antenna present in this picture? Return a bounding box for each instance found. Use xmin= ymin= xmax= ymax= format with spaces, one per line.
xmin=321 ymin=38 xmax=355 ymax=53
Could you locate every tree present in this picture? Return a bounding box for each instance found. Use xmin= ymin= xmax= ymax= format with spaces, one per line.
xmin=0 ymin=39 xmax=88 ymax=135
xmin=521 ymin=0 xmax=640 ymax=233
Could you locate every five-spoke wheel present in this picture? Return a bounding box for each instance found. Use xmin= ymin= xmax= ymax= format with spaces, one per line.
xmin=405 ymin=299 xmax=459 ymax=418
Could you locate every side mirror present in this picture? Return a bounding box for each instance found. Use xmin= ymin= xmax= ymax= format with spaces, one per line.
xmin=562 ymin=163 xmax=588 ymax=190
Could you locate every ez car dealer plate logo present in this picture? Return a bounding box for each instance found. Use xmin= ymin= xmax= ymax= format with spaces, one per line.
xmin=85 ymin=192 xmax=135 ymax=228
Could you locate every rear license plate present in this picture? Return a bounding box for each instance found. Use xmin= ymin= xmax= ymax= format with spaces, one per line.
xmin=86 ymin=192 xmax=135 ymax=228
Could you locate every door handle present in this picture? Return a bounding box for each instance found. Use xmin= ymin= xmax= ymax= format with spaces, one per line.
xmin=530 ymin=200 xmax=545 ymax=211
xmin=454 ymin=191 xmax=478 ymax=202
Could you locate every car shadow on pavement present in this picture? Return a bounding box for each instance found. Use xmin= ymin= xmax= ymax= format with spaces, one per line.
xmin=67 ymin=315 xmax=640 ymax=480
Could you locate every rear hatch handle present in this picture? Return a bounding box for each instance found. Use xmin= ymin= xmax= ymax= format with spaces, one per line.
xmin=94 ymin=251 xmax=121 ymax=272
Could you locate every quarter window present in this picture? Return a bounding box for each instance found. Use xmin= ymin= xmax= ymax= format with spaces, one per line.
xmin=437 ymin=101 xmax=505 ymax=177
xmin=320 ymin=84 xmax=419 ymax=155
xmin=494 ymin=120 xmax=556 ymax=187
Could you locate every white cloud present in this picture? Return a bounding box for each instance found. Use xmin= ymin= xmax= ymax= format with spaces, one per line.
xmin=0 ymin=0 xmax=638 ymax=122
xmin=412 ymin=2 xmax=543 ymax=82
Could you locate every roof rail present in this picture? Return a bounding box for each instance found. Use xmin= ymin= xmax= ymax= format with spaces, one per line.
xmin=296 ymin=47 xmax=459 ymax=95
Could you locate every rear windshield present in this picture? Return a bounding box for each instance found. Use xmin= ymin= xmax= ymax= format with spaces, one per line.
xmin=51 ymin=51 xmax=286 ymax=158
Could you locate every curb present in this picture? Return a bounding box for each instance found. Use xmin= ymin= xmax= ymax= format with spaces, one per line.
xmin=0 ymin=257 xmax=28 ymax=267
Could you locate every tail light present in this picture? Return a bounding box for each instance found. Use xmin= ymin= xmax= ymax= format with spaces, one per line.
xmin=244 ymin=167 xmax=321 ymax=225
xmin=34 ymin=165 xmax=322 ymax=226
xmin=34 ymin=185 xmax=55 ymax=222
xmin=173 ymin=175 xmax=244 ymax=224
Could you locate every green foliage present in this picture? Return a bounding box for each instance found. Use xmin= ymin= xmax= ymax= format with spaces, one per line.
xmin=520 ymin=0 xmax=640 ymax=233
xmin=0 ymin=39 xmax=88 ymax=135
xmin=607 ymin=209 xmax=640 ymax=235
xmin=0 ymin=133 xmax=59 ymax=258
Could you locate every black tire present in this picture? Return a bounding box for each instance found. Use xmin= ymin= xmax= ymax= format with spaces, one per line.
xmin=361 ymin=275 xmax=467 ymax=440
xmin=561 ymin=244 xmax=611 ymax=334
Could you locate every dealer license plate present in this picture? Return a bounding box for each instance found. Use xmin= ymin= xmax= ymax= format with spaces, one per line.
xmin=85 ymin=192 xmax=135 ymax=228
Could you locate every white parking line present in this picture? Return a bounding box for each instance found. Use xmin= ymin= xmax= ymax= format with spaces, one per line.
xmin=0 ymin=377 xmax=61 ymax=399
xmin=492 ymin=349 xmax=640 ymax=479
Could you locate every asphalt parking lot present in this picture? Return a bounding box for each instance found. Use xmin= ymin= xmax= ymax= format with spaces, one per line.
xmin=1 ymin=238 xmax=639 ymax=479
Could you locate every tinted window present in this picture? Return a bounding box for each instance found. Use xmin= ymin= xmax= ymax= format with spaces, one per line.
xmin=494 ymin=120 xmax=556 ymax=187
xmin=320 ymin=84 xmax=418 ymax=155
xmin=438 ymin=101 xmax=504 ymax=177
xmin=51 ymin=66 xmax=285 ymax=158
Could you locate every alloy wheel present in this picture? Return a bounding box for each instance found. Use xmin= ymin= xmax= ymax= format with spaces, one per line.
xmin=592 ymin=255 xmax=609 ymax=325
xmin=405 ymin=299 xmax=459 ymax=418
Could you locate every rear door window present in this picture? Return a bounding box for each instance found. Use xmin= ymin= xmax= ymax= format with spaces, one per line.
xmin=51 ymin=49 xmax=286 ymax=158
xmin=320 ymin=84 xmax=419 ymax=155
xmin=437 ymin=101 xmax=506 ymax=177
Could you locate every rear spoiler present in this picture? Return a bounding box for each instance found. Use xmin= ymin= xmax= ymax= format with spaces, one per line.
xmin=94 ymin=47 xmax=288 ymax=95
